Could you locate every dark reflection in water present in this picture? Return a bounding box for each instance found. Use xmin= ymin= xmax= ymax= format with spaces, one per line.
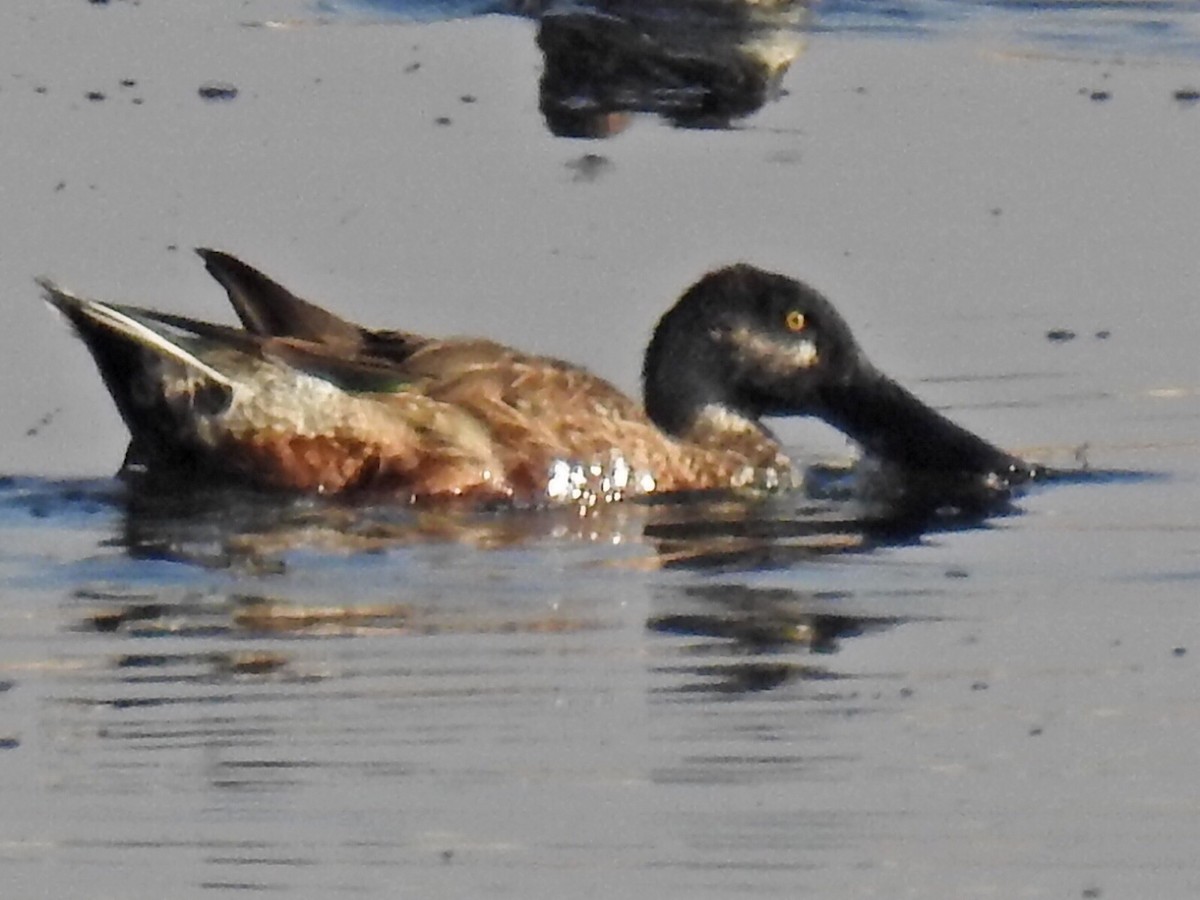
xmin=1 ymin=461 xmax=1027 ymax=647
xmin=2 ymin=457 xmax=1030 ymax=576
xmin=344 ymin=0 xmax=809 ymax=134
xmin=648 ymin=582 xmax=912 ymax=695
xmin=534 ymin=1 xmax=807 ymax=137
xmin=650 ymin=584 xmax=906 ymax=655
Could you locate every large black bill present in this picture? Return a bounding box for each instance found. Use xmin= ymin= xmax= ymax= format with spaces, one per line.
xmin=817 ymin=368 xmax=1040 ymax=485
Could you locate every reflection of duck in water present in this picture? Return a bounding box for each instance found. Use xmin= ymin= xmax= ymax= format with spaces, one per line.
xmin=533 ymin=0 xmax=808 ymax=136
xmin=42 ymin=250 xmax=1038 ymax=505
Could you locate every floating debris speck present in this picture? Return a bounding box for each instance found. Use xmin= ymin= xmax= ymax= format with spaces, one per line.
xmin=198 ymin=81 xmax=238 ymax=102
xmin=566 ymin=152 xmax=612 ymax=183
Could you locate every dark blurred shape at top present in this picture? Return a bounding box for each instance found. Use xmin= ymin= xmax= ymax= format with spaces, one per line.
xmin=533 ymin=0 xmax=808 ymax=137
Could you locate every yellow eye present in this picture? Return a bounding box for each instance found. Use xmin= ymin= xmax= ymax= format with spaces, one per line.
xmin=784 ymin=310 xmax=806 ymax=332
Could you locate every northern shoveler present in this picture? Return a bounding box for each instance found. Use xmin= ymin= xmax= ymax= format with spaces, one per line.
xmin=40 ymin=250 xmax=1038 ymax=504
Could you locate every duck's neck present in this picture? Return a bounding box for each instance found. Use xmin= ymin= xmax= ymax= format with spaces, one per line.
xmin=664 ymin=403 xmax=793 ymax=489
xmin=684 ymin=403 xmax=778 ymax=452
xmin=641 ymin=298 xmax=793 ymax=477
xmin=643 ymin=326 xmax=741 ymax=434
xmin=645 ymin=379 xmax=729 ymax=437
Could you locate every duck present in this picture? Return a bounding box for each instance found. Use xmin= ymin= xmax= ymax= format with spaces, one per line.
xmin=40 ymin=250 xmax=1039 ymax=505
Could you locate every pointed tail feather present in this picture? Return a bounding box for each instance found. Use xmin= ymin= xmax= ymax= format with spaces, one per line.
xmin=40 ymin=279 xmax=238 ymax=472
xmin=39 ymin=278 xmax=234 ymax=388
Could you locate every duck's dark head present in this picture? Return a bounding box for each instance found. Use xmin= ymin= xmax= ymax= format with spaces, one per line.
xmin=643 ymin=264 xmax=1038 ymax=484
